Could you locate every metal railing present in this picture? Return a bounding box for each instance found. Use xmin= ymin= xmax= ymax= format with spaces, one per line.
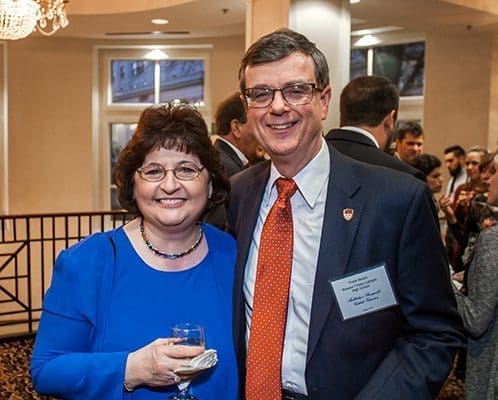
xmin=0 ymin=211 xmax=130 ymax=338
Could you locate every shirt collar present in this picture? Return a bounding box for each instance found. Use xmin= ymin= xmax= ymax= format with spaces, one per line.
xmin=340 ymin=126 xmax=379 ymax=148
xmin=264 ymin=138 xmax=330 ymax=208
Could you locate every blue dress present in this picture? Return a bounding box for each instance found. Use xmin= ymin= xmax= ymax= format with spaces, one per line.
xmin=30 ymin=223 xmax=239 ymax=400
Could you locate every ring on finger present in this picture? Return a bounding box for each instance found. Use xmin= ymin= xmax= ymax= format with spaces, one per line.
xmin=173 ymin=373 xmax=181 ymax=384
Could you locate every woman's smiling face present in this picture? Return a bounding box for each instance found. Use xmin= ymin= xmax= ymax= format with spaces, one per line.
xmin=134 ymin=147 xmax=211 ymax=231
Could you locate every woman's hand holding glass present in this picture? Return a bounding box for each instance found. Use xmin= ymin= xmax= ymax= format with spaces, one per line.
xmin=124 ymin=337 xmax=205 ymax=391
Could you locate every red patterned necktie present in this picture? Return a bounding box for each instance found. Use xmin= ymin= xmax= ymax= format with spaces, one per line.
xmin=246 ymin=177 xmax=298 ymax=400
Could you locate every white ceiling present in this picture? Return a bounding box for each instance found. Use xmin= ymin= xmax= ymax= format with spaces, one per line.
xmin=47 ymin=0 xmax=498 ymax=40
xmin=57 ymin=0 xmax=246 ymax=39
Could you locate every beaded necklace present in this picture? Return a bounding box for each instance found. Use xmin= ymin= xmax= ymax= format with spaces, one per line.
xmin=139 ymin=219 xmax=203 ymax=260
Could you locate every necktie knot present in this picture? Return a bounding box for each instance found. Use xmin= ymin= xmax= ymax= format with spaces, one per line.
xmin=276 ymin=178 xmax=297 ymax=201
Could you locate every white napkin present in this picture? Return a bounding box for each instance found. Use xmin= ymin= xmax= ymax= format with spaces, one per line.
xmin=175 ymin=349 xmax=218 ymax=374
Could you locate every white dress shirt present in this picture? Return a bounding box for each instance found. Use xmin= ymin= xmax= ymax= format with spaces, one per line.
xmin=445 ymin=168 xmax=467 ymax=199
xmin=243 ymin=138 xmax=330 ymax=395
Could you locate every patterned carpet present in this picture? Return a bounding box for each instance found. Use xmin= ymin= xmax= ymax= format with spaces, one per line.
xmin=0 ymin=335 xmax=47 ymax=400
xmin=0 ymin=335 xmax=464 ymax=400
xmin=436 ymin=355 xmax=466 ymax=400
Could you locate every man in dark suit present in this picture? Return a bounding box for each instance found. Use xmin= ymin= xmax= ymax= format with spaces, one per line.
xmin=213 ymin=92 xmax=262 ymax=177
xmin=325 ymin=75 xmax=426 ymax=181
xmin=227 ymin=29 xmax=463 ymax=400
xmin=205 ymin=92 xmax=262 ymax=229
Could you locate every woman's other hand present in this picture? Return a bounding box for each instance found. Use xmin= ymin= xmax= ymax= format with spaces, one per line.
xmin=439 ymin=195 xmax=457 ymax=224
xmin=480 ymin=217 xmax=497 ymax=230
xmin=452 ymin=271 xmax=465 ymax=283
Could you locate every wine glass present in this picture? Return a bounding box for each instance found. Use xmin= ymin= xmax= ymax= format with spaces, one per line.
xmin=169 ymin=323 xmax=206 ymax=400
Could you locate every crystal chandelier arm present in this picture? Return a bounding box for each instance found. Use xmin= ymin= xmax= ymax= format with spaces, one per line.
xmin=35 ymin=0 xmax=69 ymax=36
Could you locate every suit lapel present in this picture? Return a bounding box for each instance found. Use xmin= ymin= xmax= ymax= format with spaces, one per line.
xmin=307 ymin=145 xmax=363 ymax=363
xmin=233 ymin=165 xmax=270 ymax=267
xmin=217 ymin=139 xmax=245 ymax=170
xmin=231 ymin=164 xmax=270 ymax=368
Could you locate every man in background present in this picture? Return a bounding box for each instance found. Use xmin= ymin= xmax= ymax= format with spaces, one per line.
xmin=212 ymin=92 xmax=262 ymax=176
xmin=326 ymin=75 xmax=425 ymax=181
xmin=395 ymin=121 xmax=424 ymax=164
xmin=444 ymin=145 xmax=467 ymax=200
xmin=205 ymin=92 xmax=262 ymax=229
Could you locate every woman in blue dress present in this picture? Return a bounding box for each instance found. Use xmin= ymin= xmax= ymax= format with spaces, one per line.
xmin=30 ymin=104 xmax=239 ymax=399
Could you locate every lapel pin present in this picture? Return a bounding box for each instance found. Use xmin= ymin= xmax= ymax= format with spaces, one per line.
xmin=343 ymin=208 xmax=354 ymax=221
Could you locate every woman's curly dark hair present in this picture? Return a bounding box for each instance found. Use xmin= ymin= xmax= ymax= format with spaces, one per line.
xmin=114 ymin=104 xmax=229 ymax=217
xmin=411 ymin=153 xmax=441 ymax=177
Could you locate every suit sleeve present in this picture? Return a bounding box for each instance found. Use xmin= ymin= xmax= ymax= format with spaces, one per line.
xmin=30 ymin=236 xmax=129 ymax=400
xmin=355 ymin=184 xmax=465 ymax=400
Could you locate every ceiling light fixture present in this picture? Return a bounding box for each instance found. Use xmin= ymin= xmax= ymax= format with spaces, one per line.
xmin=0 ymin=0 xmax=68 ymax=40
xmin=144 ymin=49 xmax=169 ymax=60
xmin=151 ymin=18 xmax=169 ymax=25
xmin=350 ymin=0 xmax=361 ymax=4
xmin=354 ymin=34 xmax=381 ymax=47
xmin=351 ymin=26 xmax=403 ymax=37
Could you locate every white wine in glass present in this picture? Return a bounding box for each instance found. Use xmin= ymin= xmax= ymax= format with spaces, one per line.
xmin=169 ymin=323 xmax=206 ymax=400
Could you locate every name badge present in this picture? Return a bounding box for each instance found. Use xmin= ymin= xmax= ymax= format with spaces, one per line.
xmin=329 ymin=263 xmax=398 ymax=320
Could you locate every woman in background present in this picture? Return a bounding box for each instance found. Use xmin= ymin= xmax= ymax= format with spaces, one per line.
xmin=454 ymin=152 xmax=498 ymax=400
xmin=30 ymin=104 xmax=238 ymax=399
xmin=412 ymin=153 xmax=444 ymax=201
xmin=452 ymin=147 xmax=489 ymax=223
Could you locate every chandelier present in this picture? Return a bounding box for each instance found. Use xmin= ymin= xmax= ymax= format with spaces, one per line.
xmin=0 ymin=0 xmax=68 ymax=40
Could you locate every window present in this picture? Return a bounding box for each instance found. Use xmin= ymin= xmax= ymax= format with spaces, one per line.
xmin=111 ymin=59 xmax=205 ymax=105
xmin=112 ymin=60 xmax=154 ymax=103
xmin=350 ymin=48 xmax=367 ymax=80
xmin=350 ymin=41 xmax=425 ymax=97
xmin=110 ymin=123 xmax=136 ymax=210
xmin=159 ymin=60 xmax=204 ymax=104
xmin=373 ymin=42 xmax=424 ymax=96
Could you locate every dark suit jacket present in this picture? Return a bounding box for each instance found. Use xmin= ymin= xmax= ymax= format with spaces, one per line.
xmin=325 ymin=128 xmax=426 ymax=182
xmin=214 ymin=138 xmax=245 ymax=177
xmin=227 ymin=144 xmax=464 ymax=400
xmin=205 ymin=139 xmax=246 ymax=230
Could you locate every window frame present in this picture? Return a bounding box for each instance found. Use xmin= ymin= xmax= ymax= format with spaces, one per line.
xmin=95 ymin=45 xmax=212 ymax=211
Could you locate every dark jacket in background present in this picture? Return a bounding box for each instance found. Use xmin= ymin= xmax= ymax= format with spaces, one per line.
xmin=214 ymin=139 xmax=245 ymax=177
xmin=205 ymin=139 xmax=245 ymax=230
xmin=326 ymin=128 xmax=426 ymax=182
